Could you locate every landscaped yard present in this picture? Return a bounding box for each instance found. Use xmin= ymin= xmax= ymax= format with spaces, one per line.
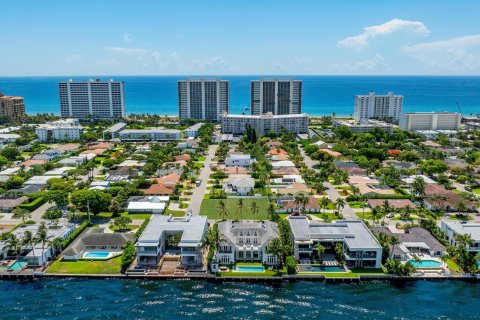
xmin=473 ymin=188 xmax=480 ymax=195
xmin=217 ymin=262 xmax=286 ymax=277
xmin=299 ymin=268 xmax=386 ymax=279
xmin=200 ymin=198 xmax=270 ymax=220
xmin=444 ymin=257 xmax=461 ymax=274
xmin=310 ymin=212 xmax=344 ymax=221
xmin=164 ymin=209 xmax=186 ymax=217
xmin=47 ymin=256 xmax=123 ymax=274
xmin=122 ymin=212 xmax=152 ymax=220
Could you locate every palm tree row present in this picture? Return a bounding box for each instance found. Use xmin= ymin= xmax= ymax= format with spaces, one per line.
xmin=217 ymin=199 xmax=262 ymax=221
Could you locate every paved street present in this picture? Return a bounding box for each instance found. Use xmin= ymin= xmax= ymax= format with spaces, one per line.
xmin=299 ymin=147 xmax=358 ymax=220
xmin=188 ymin=144 xmax=218 ymax=215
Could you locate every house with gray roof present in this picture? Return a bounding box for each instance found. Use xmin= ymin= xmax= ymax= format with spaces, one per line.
xmin=371 ymin=226 xmax=446 ymax=260
xmin=136 ymin=214 xmax=207 ymax=268
xmin=62 ymin=227 xmax=135 ymax=261
xmin=224 ymin=175 xmax=255 ymax=195
xmin=215 ymin=220 xmax=279 ymax=266
xmin=288 ymin=216 xmax=382 ymax=268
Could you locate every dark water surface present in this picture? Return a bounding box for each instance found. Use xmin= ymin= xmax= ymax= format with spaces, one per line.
xmin=1 ymin=279 xmax=480 ymax=319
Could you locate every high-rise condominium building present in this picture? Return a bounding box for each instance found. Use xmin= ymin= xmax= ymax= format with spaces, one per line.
xmin=250 ymin=78 xmax=302 ymax=115
xmin=0 ymin=92 xmax=26 ymax=120
xmin=354 ymin=91 xmax=403 ymax=122
xmin=178 ymin=78 xmax=229 ymax=121
xmin=59 ymin=79 xmax=125 ymax=120
xmin=399 ymin=112 xmax=461 ymax=131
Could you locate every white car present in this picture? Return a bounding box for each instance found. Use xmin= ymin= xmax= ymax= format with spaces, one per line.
xmin=386 ymin=213 xmax=394 ymax=218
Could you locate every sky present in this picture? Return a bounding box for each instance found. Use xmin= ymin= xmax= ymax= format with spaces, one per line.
xmin=1 ymin=0 xmax=480 ymax=76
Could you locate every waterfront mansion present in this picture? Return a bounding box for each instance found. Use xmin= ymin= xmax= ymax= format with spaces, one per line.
xmin=136 ymin=214 xmax=208 ymax=268
xmin=215 ymin=220 xmax=279 ymax=265
xmin=288 ymin=216 xmax=382 ymax=268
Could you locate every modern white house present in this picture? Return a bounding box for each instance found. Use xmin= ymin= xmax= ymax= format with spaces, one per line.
xmin=272 ymin=174 xmax=305 ymax=185
xmin=224 ymin=175 xmax=255 ymax=195
xmin=225 ymin=153 xmax=255 ymax=168
xmin=441 ymin=221 xmax=480 ymax=253
xmin=127 ymin=196 xmax=170 ymax=214
xmin=0 ymin=133 xmax=20 ymax=144
xmin=136 ymin=214 xmax=208 ymax=267
xmin=288 ymin=216 xmax=382 ymax=268
xmin=271 ymin=160 xmax=296 ymax=170
xmin=214 ymin=220 xmax=279 ymax=266
xmin=0 ymin=223 xmax=76 ymax=267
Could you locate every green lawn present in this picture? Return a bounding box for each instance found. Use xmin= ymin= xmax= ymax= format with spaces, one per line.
xmin=217 ymin=262 xmax=286 ymax=277
xmin=197 ymin=156 xmax=206 ymax=161
xmin=310 ymin=212 xmax=344 ymax=221
xmin=48 ymin=256 xmax=123 ymax=274
xmin=444 ymin=257 xmax=462 ymax=274
xmin=448 ymin=214 xmax=472 ymax=221
xmin=121 ymin=212 xmax=152 ymax=220
xmin=473 ymin=188 xmax=480 ymax=195
xmin=297 ymin=268 xmax=385 ymax=278
xmin=165 ymin=209 xmax=186 ymax=217
xmin=200 ymin=198 xmax=270 ymax=220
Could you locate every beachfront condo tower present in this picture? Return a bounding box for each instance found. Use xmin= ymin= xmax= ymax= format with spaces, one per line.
xmin=178 ymin=78 xmax=229 ymax=121
xmin=250 ymin=78 xmax=302 ymax=115
xmin=59 ymin=79 xmax=126 ymax=120
xmin=354 ymin=91 xmax=403 ymax=122
xmin=0 ymin=92 xmax=26 ymax=120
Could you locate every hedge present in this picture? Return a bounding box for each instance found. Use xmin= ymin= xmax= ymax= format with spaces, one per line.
xmin=207 ymin=223 xmax=218 ymax=267
xmin=121 ymin=241 xmax=136 ymax=271
xmin=18 ymin=197 xmax=46 ymax=212
xmin=135 ymin=217 xmax=150 ymax=237
xmin=61 ymin=221 xmax=90 ymax=249
xmin=286 ymin=256 xmax=297 ymax=275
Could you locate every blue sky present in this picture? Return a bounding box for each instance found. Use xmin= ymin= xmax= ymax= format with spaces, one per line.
xmin=1 ymin=0 xmax=480 ymax=76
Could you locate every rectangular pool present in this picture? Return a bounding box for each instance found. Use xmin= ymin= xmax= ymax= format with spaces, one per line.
xmin=407 ymin=259 xmax=442 ymax=269
xmin=0 ymin=261 xmax=27 ymax=271
xmin=297 ymin=265 xmax=346 ymax=273
xmin=83 ymin=252 xmax=111 ymax=259
xmin=234 ymin=265 xmax=265 ymax=273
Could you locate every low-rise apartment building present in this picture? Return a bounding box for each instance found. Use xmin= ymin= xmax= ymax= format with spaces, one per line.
xmin=35 ymin=118 xmax=83 ymax=142
xmin=221 ymin=112 xmax=308 ymax=135
xmin=118 ymin=128 xmax=181 ymax=141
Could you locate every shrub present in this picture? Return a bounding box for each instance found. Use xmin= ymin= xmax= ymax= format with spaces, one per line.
xmin=19 ymin=197 xmax=46 ymax=212
xmin=61 ymin=221 xmax=90 ymax=249
xmin=135 ymin=217 xmax=150 ymax=237
xmin=286 ymin=256 xmax=297 ymax=275
xmin=121 ymin=241 xmax=136 ymax=271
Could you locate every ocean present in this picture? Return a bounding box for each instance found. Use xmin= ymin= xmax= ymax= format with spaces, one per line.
xmin=0 ymin=76 xmax=479 ymax=117
xmin=2 ymin=279 xmax=480 ymax=319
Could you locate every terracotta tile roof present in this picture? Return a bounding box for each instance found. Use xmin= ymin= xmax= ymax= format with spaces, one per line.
xmin=367 ymin=199 xmax=417 ymax=210
xmin=142 ymin=184 xmax=175 ymax=195
xmin=174 ymin=154 xmax=191 ymax=161
xmin=267 ymin=148 xmax=288 ymax=156
xmin=21 ymin=159 xmax=46 ymax=166
xmin=223 ymin=167 xmax=248 ymax=175
xmin=81 ymin=148 xmax=106 ymax=155
xmin=89 ymin=142 xmax=114 ymax=150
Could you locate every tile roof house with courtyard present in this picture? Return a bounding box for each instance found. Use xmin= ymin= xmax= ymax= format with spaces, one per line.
xmin=371 ymin=226 xmax=446 ymax=260
xmin=266 ymin=148 xmax=288 ymax=156
xmin=174 ymin=154 xmax=191 ymax=162
xmin=62 ymin=227 xmax=135 ymax=261
xmin=274 ymin=182 xmax=312 ymax=196
xmin=288 ymin=216 xmax=382 ymax=268
xmin=441 ymin=221 xmax=480 ymax=253
xmin=424 ymin=184 xmax=476 ymax=212
xmin=278 ymin=197 xmax=320 ymax=213
xmin=225 ymin=175 xmax=255 ymax=195
xmin=272 ymin=167 xmax=300 ymax=176
xmin=348 ymin=175 xmax=395 ymax=196
xmin=318 ymin=149 xmax=342 ymax=158
xmin=21 ymin=159 xmax=47 ymax=167
xmin=136 ymin=214 xmax=208 ymax=268
xmin=214 ymin=220 xmax=279 ymax=265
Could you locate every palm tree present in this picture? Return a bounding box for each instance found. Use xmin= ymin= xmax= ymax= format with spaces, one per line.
xmin=334 ymin=198 xmax=346 ymax=216
xmin=51 ymin=238 xmax=63 ymax=254
xmin=320 ymin=197 xmax=331 ymax=215
xmin=22 ymin=230 xmax=36 ymax=257
xmin=389 ymin=235 xmax=401 ymax=259
xmin=266 ymin=237 xmax=284 ymax=272
xmin=301 ymin=195 xmax=310 ymax=214
xmin=294 ymin=194 xmax=303 ymax=213
xmin=350 ymin=185 xmax=360 ymax=198
xmin=236 ymin=198 xmax=245 ymax=220
xmin=250 ymin=202 xmax=260 ymax=221
xmin=267 ymin=201 xmax=278 ymax=221
xmin=454 ymin=233 xmax=474 ymax=248
xmin=370 ymin=208 xmax=382 ymax=226
xmin=12 ymin=208 xmax=31 ymax=222
xmin=35 ymin=223 xmax=52 ymax=265
xmin=5 ymin=234 xmax=22 ymax=261
xmin=411 ymin=176 xmax=426 ymax=198
xmin=217 ymin=200 xmax=229 ymax=221
xmin=314 ymin=243 xmax=326 ymax=263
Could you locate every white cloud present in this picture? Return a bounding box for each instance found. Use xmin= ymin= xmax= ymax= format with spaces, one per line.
xmin=193 ymin=56 xmax=230 ymax=72
xmin=123 ymin=33 xmax=132 ymax=42
xmin=338 ymin=19 xmax=430 ymax=48
xmin=108 ymin=47 xmax=147 ymax=56
xmin=403 ymin=34 xmax=480 ymax=72
xmin=333 ymin=54 xmax=389 ymax=73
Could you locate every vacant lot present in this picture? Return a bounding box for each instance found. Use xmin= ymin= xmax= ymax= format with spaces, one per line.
xmin=200 ymin=198 xmax=270 ymax=220
xmin=48 ymin=256 xmax=123 ymax=274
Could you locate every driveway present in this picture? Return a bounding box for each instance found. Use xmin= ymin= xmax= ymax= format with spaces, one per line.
xmin=188 ymin=144 xmax=218 ymax=215
xmin=300 ymin=147 xmax=358 ymax=220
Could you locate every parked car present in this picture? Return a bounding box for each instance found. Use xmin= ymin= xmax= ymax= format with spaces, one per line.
xmin=386 ymin=213 xmax=394 ymax=218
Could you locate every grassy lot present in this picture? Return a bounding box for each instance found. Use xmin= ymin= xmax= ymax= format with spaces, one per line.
xmin=197 ymin=156 xmax=206 ymax=162
xmin=121 ymin=212 xmax=152 ymax=220
xmin=278 ymin=213 xmax=290 ymax=220
xmin=310 ymin=212 xmax=344 ymax=221
xmin=444 ymin=257 xmax=462 ymax=274
xmin=348 ymin=201 xmax=367 ymax=209
xmin=473 ymin=188 xmax=480 ymax=195
xmin=316 ymin=199 xmax=336 ymax=210
xmin=48 ymin=256 xmax=123 ymax=274
xmin=298 ymin=268 xmax=385 ymax=278
xmin=200 ymin=198 xmax=270 ymax=220
xmin=164 ymin=209 xmax=186 ymax=217
xmin=448 ymin=214 xmax=472 ymax=221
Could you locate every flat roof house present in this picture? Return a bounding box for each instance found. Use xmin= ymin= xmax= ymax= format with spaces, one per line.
xmin=225 ymin=153 xmax=255 ymax=168
xmin=127 ymin=196 xmax=169 ymax=214
xmin=215 ymin=220 xmax=279 ymax=266
xmin=288 ymin=216 xmax=382 ymax=268
xmin=136 ymin=214 xmax=208 ymax=268
xmin=441 ymin=221 xmax=480 ymax=253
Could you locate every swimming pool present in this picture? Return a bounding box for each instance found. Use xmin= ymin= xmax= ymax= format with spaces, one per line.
xmin=407 ymin=259 xmax=442 ymax=269
xmin=234 ymin=265 xmax=265 ymax=273
xmin=0 ymin=261 xmax=27 ymax=271
xmin=297 ymin=265 xmax=346 ymax=273
xmin=82 ymin=252 xmax=111 ymax=259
